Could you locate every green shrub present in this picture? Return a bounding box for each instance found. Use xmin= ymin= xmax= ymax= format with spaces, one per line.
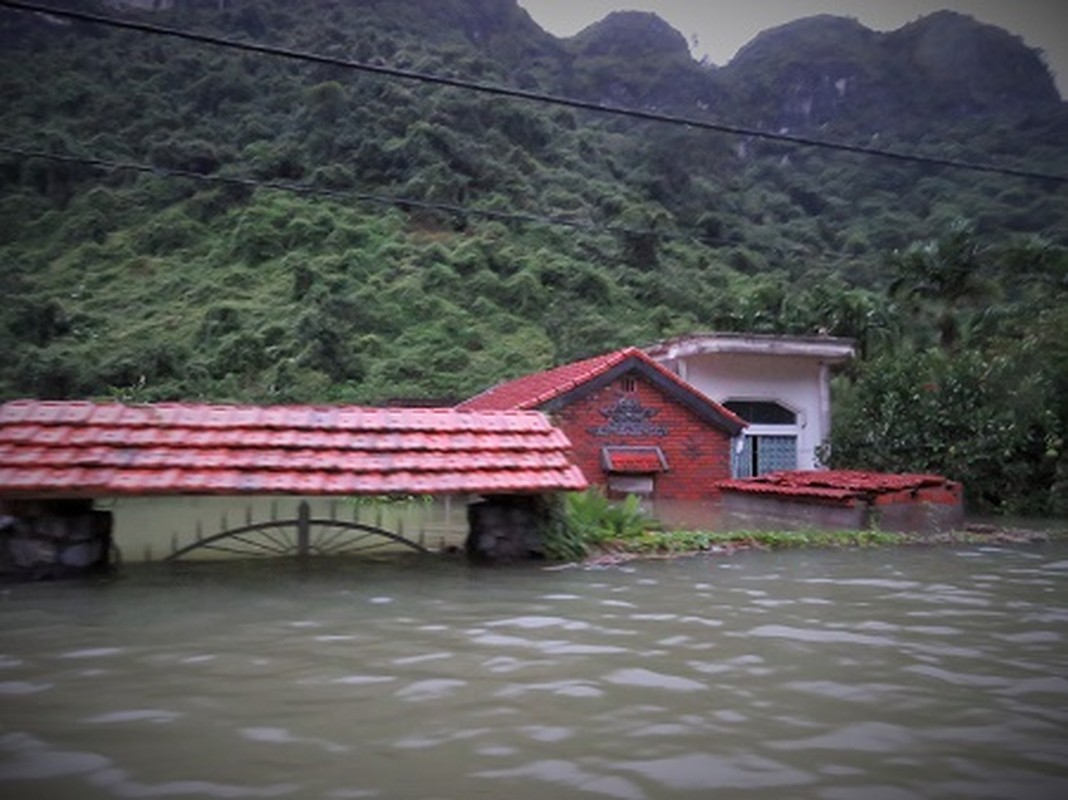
xmin=564 ymin=489 xmax=657 ymax=545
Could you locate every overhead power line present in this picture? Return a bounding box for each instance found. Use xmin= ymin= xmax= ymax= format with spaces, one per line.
xmin=1 ymin=0 xmax=1065 ymax=185
xmin=0 ymin=144 xmax=715 ymax=243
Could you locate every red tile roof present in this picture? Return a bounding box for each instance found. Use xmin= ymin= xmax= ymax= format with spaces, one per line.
xmin=0 ymin=400 xmax=588 ymax=498
xmin=458 ymin=348 xmax=637 ymax=411
xmin=717 ymin=470 xmax=958 ymax=502
xmin=457 ymin=347 xmax=745 ymax=434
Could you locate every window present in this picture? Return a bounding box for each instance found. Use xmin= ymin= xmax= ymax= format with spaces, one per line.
xmin=732 ymin=435 xmax=799 ymax=477
xmin=723 ymin=400 xmax=796 ymax=425
xmin=620 ymin=376 xmax=638 ymax=393
xmin=726 ymin=399 xmax=799 ymax=478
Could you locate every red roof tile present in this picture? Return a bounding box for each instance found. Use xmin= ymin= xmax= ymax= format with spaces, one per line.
xmin=456 ymin=347 xmax=745 ymax=434
xmin=0 ymin=400 xmax=587 ymax=498
xmin=717 ymin=470 xmax=959 ymax=503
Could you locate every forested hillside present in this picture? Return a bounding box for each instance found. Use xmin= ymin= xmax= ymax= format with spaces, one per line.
xmin=1 ymin=0 xmax=1066 ymax=512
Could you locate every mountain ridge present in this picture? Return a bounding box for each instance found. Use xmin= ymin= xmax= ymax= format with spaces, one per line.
xmin=568 ymin=8 xmax=1062 ymax=128
xmin=90 ymin=2 xmax=1066 ymax=115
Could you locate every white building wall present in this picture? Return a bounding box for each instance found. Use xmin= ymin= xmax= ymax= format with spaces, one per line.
xmin=668 ymin=353 xmax=829 ymax=471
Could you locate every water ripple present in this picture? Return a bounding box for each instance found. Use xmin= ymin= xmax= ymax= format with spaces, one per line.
xmin=495 ymin=679 xmax=603 ymax=699
xmin=783 ymin=680 xmax=908 ymax=704
xmin=768 ymin=721 xmax=917 ymax=753
xmin=394 ymin=678 xmax=466 ymax=701
xmin=0 ymin=680 xmax=52 ymax=695
xmin=745 ymin=624 xmax=897 ymax=647
xmin=88 ymin=767 xmax=299 ymax=798
xmin=903 ymin=664 xmax=1011 ymax=688
xmin=81 ymin=709 xmax=183 ymax=725
xmin=0 ymin=732 xmax=109 ymax=779
xmin=239 ymin=726 xmax=347 ymax=754
xmin=470 ymin=632 xmax=628 ymax=655
xmin=59 ymin=647 xmax=123 ymax=659
xmin=329 ymin=675 xmax=396 ymax=686
xmin=474 ymin=759 xmax=644 ymax=800
xmin=391 ymin=651 xmax=452 ymax=666
xmin=486 ymin=615 xmax=590 ymax=631
xmin=613 ymin=752 xmax=814 ymax=790
xmin=602 ymin=668 xmax=706 ymax=692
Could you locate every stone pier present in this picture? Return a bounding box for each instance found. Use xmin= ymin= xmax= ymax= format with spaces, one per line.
xmin=465 ymin=495 xmax=547 ymax=562
xmin=0 ymin=499 xmax=114 ymax=580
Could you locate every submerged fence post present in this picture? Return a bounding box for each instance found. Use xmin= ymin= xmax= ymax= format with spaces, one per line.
xmin=297 ymin=500 xmax=311 ymax=557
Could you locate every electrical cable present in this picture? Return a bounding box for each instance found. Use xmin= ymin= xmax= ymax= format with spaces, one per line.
xmin=0 ymin=144 xmax=723 ymax=244
xmin=1 ymin=0 xmax=1065 ymax=185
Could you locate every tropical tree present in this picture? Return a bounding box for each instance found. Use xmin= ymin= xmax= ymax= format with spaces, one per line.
xmin=888 ymin=219 xmax=995 ymax=351
xmin=826 ymin=345 xmax=1062 ymax=514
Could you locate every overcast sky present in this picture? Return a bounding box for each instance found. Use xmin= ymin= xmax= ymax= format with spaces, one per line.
xmin=516 ymin=1 xmax=1068 ymax=97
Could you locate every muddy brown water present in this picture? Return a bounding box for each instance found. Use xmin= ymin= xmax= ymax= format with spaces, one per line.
xmin=2 ymin=527 xmax=1067 ymax=799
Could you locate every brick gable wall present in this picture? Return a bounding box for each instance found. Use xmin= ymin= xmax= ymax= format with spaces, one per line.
xmin=548 ymin=374 xmax=734 ymax=500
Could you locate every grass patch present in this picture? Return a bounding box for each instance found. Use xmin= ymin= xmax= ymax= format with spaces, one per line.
xmin=592 ymin=528 xmax=905 ymax=558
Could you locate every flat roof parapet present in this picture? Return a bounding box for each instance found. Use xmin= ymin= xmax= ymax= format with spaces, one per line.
xmin=644 ymin=332 xmax=856 ymax=362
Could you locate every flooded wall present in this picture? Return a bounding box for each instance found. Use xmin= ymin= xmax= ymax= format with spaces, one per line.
xmin=99 ymin=495 xmax=470 ymax=562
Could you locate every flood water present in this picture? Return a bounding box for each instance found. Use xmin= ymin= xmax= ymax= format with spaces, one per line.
xmin=2 ymin=542 xmax=1067 ymax=799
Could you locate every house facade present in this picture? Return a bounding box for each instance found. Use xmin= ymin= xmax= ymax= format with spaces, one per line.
xmin=457 ymin=348 xmax=745 ymax=500
xmin=644 ymin=333 xmax=855 ymax=477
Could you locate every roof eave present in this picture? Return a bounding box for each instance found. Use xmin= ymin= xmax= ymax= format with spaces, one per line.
xmin=645 ymin=333 xmax=856 ymax=363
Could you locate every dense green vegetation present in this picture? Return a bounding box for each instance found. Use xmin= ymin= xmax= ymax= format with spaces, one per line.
xmin=1 ymin=0 xmax=1066 ymax=513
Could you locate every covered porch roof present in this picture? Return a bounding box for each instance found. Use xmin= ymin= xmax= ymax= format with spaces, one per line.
xmin=0 ymin=400 xmax=587 ymax=499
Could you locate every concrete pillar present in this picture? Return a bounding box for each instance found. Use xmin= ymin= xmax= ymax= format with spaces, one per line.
xmin=817 ymin=361 xmax=832 ymax=466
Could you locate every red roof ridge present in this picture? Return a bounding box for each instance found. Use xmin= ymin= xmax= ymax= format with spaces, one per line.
xmin=0 ymin=400 xmax=557 ymax=433
xmin=457 ymin=348 xmax=639 ymax=411
xmin=456 ymin=346 xmax=745 ymax=433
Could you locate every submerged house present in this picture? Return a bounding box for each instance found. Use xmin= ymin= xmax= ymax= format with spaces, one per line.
xmin=644 ymin=333 xmax=856 ymax=478
xmin=457 ymin=347 xmax=746 ymax=500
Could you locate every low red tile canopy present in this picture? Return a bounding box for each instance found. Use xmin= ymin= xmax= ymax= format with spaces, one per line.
xmin=0 ymin=400 xmax=588 ymax=499
xmin=717 ymin=470 xmax=960 ymax=502
xmin=601 ymin=446 xmax=669 ymax=474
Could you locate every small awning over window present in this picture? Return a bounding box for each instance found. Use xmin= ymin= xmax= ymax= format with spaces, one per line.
xmin=602 ymin=446 xmax=669 ymax=474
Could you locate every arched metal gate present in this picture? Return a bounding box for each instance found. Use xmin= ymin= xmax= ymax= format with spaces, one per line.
xmin=165 ymin=500 xmax=429 ymax=561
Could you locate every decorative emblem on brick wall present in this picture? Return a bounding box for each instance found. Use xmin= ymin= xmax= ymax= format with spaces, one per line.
xmin=589 ymin=395 xmax=667 ymax=437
